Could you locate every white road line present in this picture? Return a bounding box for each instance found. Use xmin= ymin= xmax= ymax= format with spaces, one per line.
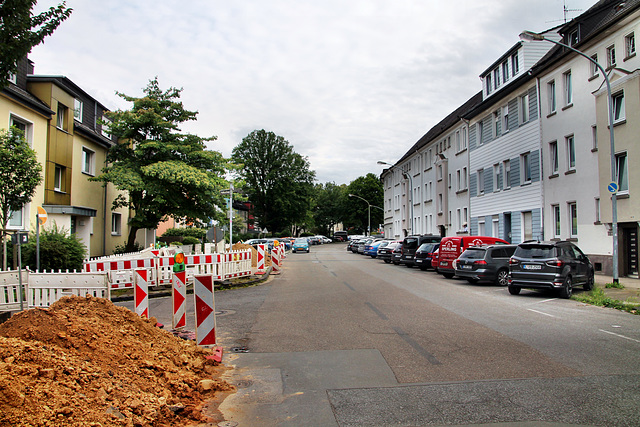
xmin=527 ymin=308 xmax=557 ymax=318
xmin=599 ymin=329 xmax=640 ymax=344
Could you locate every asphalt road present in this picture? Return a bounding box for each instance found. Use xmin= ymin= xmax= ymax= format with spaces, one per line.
xmin=117 ymin=243 xmax=640 ymax=426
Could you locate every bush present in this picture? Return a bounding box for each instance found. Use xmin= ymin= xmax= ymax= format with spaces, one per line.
xmin=181 ymin=236 xmax=200 ymax=245
xmin=9 ymin=224 xmax=86 ymax=271
xmin=162 ymin=227 xmax=207 ymax=240
xmin=113 ymin=242 xmax=145 ymax=254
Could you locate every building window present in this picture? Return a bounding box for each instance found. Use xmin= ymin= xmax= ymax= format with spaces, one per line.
xmin=502 ymin=105 xmax=509 ymax=132
xmin=511 ymin=53 xmax=519 ymax=77
xmin=10 ymin=115 xmax=32 ymax=146
xmin=478 ymin=220 xmax=485 ymax=236
xmin=553 ymin=205 xmax=561 ymax=238
xmin=521 ymin=93 xmax=529 ymax=123
xmin=486 ymin=74 xmax=492 ymax=94
xmin=616 ymin=152 xmax=629 ymax=193
xmin=111 ymin=213 xmax=122 ymax=235
xmin=8 ymin=72 xmax=17 ymax=84
xmin=523 ymin=211 xmax=533 ymax=241
xmin=493 ymin=68 xmax=500 ymax=90
xmin=54 ymin=165 xmax=64 ymax=192
xmin=613 ymin=91 xmax=625 ymax=122
xmin=548 ymin=80 xmax=556 ymax=113
xmin=477 ymin=121 xmax=484 ymax=145
xmin=493 ymin=164 xmax=500 ymax=191
xmin=437 ymin=194 xmax=443 ymax=213
xmin=595 ymin=198 xmax=601 ymax=223
xmin=590 ymin=54 xmax=599 ymax=77
xmin=462 ymin=167 xmax=468 ymax=190
xmin=568 ymin=202 xmax=578 ymax=238
xmin=56 ymin=103 xmax=67 ymax=130
xmin=566 ymin=135 xmax=576 ymax=170
xmin=478 ymin=169 xmax=485 ymax=194
xmin=492 ymin=218 xmax=499 ymax=238
xmin=569 ymin=30 xmax=579 ymax=46
xmin=8 ymin=209 xmax=23 ymax=228
xmin=550 ymin=141 xmax=558 ymax=175
xmin=502 ymin=61 xmax=509 ymax=82
xmin=606 ymin=44 xmax=616 ymax=68
xmin=503 ymin=160 xmax=510 ymax=189
xmin=82 ymin=147 xmax=95 ymax=176
xmin=74 ymin=98 xmax=83 ymax=122
xmin=563 ymin=70 xmax=572 ymax=105
xmin=592 ymin=125 xmax=598 ymax=150
xmin=493 ymin=111 xmax=500 ymax=138
xmin=625 ymin=33 xmax=635 ymax=59
xmin=456 ymin=169 xmax=462 ymax=191
xmin=521 ymin=153 xmax=531 ymax=183
xmin=462 ymin=127 xmax=467 ymax=150
xmin=101 ymin=116 xmax=112 ymax=138
xmin=437 ymin=164 xmax=443 ymax=181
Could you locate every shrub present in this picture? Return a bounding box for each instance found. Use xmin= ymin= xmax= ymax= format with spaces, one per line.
xmin=162 ymin=227 xmax=207 ymax=240
xmin=181 ymin=236 xmax=200 ymax=245
xmin=12 ymin=224 xmax=86 ymax=271
xmin=113 ymin=242 xmax=145 ymax=254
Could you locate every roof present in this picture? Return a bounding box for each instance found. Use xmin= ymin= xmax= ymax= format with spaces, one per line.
xmin=1 ymin=83 xmax=54 ymax=118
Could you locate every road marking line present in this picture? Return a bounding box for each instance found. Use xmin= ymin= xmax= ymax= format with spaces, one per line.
xmin=599 ymin=329 xmax=640 ymax=344
xmin=343 ymin=282 xmax=356 ymax=291
xmin=392 ymin=326 xmax=441 ymax=365
xmin=365 ymin=302 xmax=388 ymax=320
xmin=527 ymin=308 xmax=557 ymax=318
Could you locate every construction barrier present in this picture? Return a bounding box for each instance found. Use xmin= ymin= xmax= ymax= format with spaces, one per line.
xmin=256 ymin=244 xmax=266 ymax=274
xmin=84 ymin=258 xmax=155 ymax=289
xmin=0 ymin=270 xmax=27 ymax=311
xmin=222 ymin=250 xmax=252 ymax=279
xmin=194 ymin=274 xmax=216 ymax=346
xmin=134 ymin=269 xmax=149 ymax=318
xmin=27 ymin=271 xmax=109 ymax=308
xmin=272 ymin=246 xmax=281 ymax=274
xmin=172 ymin=271 xmax=187 ymax=329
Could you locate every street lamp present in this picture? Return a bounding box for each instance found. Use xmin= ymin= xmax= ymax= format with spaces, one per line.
xmin=378 ymin=161 xmax=413 ymax=235
xmin=348 ymin=193 xmax=378 ymax=236
xmin=520 ymin=30 xmax=619 ymax=284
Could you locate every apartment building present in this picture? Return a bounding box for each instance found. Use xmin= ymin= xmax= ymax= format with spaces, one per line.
xmin=1 ymin=58 xmax=135 ymax=258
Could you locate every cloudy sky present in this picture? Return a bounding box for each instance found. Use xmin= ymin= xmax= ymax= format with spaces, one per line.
xmin=31 ymin=0 xmax=597 ymax=185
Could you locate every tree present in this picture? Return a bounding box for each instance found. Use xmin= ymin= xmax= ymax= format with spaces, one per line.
xmin=93 ymin=78 xmax=228 ymax=252
xmin=0 ymin=127 xmax=43 ymax=270
xmin=312 ymin=182 xmax=348 ymax=236
xmin=231 ymin=130 xmax=315 ymax=234
xmin=345 ymin=173 xmax=384 ymax=234
xmin=0 ymin=0 xmax=72 ymax=89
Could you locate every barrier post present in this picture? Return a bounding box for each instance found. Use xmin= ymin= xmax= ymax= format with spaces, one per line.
xmin=256 ymin=244 xmax=266 ymax=274
xmin=172 ymin=271 xmax=187 ymax=329
xmin=134 ymin=269 xmax=149 ymax=318
xmin=194 ymin=275 xmax=217 ymax=347
xmin=272 ymin=246 xmax=281 ymax=275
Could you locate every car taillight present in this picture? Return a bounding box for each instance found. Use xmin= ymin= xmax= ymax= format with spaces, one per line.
xmin=509 ymin=258 xmax=518 ymax=265
xmin=546 ymin=259 xmax=564 ymax=267
xmin=474 ymin=260 xmax=488 ymax=265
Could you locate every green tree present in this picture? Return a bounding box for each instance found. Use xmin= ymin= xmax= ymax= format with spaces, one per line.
xmin=0 ymin=0 xmax=72 ymax=88
xmin=93 ymin=78 xmax=228 ymax=252
xmin=231 ymin=130 xmax=315 ymax=234
xmin=0 ymin=127 xmax=42 ymax=269
xmin=312 ymin=182 xmax=347 ymax=236
xmin=345 ymin=173 xmax=384 ymax=235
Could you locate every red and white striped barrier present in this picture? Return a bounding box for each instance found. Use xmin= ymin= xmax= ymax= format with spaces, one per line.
xmin=272 ymin=246 xmax=281 ymax=274
xmin=172 ymin=271 xmax=187 ymax=329
xmin=194 ymin=275 xmax=216 ymax=346
xmin=222 ymin=250 xmax=252 ymax=279
xmin=256 ymin=244 xmax=266 ymax=274
xmin=84 ymin=258 xmax=155 ymax=289
xmin=134 ymin=269 xmax=149 ymax=318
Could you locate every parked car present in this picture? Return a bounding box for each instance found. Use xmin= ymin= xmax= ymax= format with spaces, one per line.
xmin=347 ymin=239 xmax=360 ymax=252
xmin=438 ymin=236 xmax=509 ymax=278
xmin=292 ymin=237 xmax=310 ymax=253
xmin=431 ymin=248 xmax=440 ymax=271
xmin=508 ymin=240 xmax=594 ymax=298
xmin=377 ymin=241 xmax=400 ymax=263
xmin=357 ymin=238 xmax=374 ymax=254
xmin=333 ymin=231 xmax=349 ymax=242
xmin=400 ymin=235 xmax=442 ymax=267
xmin=308 ymin=236 xmax=321 ymax=245
xmin=244 ymin=238 xmax=268 ymax=249
xmin=414 ymin=242 xmax=440 ymax=271
xmin=455 ymin=244 xmax=517 ymax=285
xmin=391 ymin=243 xmax=403 ymax=265
xmin=365 ymin=240 xmax=388 ymax=258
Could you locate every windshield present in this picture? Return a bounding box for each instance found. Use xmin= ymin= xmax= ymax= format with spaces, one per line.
xmin=460 ymin=248 xmax=486 ymax=260
xmin=417 ymin=243 xmax=435 ymax=252
xmin=294 ymin=238 xmax=307 ymax=244
xmin=515 ymin=245 xmax=556 ymax=258
xmin=404 ymin=238 xmax=419 ymax=249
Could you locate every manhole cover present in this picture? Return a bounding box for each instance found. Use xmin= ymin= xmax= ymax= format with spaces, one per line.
xmin=218 ymin=422 xmax=239 ymax=427
xmin=230 ymin=346 xmax=249 ymax=353
xmin=234 ymin=379 xmax=253 ymax=389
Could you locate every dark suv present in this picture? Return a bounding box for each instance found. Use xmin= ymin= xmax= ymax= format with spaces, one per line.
xmin=508 ymin=241 xmax=594 ymax=298
xmin=414 ymin=242 xmax=440 ymax=271
xmin=400 ymin=235 xmax=441 ymax=267
xmin=455 ymin=244 xmax=517 ymax=285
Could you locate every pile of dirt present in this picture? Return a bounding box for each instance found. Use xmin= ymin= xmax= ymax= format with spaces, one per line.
xmin=0 ymin=295 xmax=234 ymax=426
xmin=231 ymin=243 xmax=271 ymax=267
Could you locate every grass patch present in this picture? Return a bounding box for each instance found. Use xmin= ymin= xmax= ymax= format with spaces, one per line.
xmin=573 ymin=286 xmax=639 ymax=315
xmin=605 ymin=281 xmax=625 ymax=289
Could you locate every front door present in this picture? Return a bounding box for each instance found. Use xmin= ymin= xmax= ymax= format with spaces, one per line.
xmin=623 ymin=226 xmax=639 ymax=277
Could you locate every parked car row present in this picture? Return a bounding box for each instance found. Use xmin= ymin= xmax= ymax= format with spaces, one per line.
xmin=346 ymin=234 xmax=595 ymax=299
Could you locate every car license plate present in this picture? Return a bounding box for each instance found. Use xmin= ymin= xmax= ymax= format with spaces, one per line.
xmin=462 ymin=265 xmax=472 ymax=269
xmin=416 ymin=259 xmax=422 ymax=263
xmin=523 ymin=264 xmax=542 ymax=270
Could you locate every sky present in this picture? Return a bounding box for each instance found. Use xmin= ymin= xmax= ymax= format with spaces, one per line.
xmin=30 ymin=0 xmax=598 ymax=185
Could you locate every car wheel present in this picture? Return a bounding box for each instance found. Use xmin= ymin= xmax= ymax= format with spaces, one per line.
xmin=466 ymin=278 xmax=478 ymax=284
xmin=406 ymin=264 xmax=413 ymax=268
xmin=306 ymin=249 xmax=310 ymax=253
xmin=442 ymin=273 xmax=454 ymax=279
xmin=508 ymin=285 xmax=521 ymax=295
xmin=419 ymin=266 xmax=428 ymax=271
xmin=584 ymin=270 xmax=594 ymax=291
xmin=496 ymin=269 xmax=509 ymax=287
xmin=560 ymin=276 xmax=573 ymax=299
xmin=393 ymin=261 xmax=400 ymax=265
xmin=384 ymin=260 xmax=391 ymax=264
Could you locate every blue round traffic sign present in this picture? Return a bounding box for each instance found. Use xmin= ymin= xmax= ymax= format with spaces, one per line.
xmin=608 ymin=182 xmax=618 ymax=193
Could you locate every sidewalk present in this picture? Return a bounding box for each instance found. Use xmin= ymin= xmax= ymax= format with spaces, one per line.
xmin=594 ymin=274 xmax=640 ymax=304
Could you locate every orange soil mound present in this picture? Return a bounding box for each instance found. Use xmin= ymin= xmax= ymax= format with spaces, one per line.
xmin=0 ymin=295 xmax=233 ymax=426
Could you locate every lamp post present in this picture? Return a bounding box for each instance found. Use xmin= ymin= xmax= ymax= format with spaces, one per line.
xmin=520 ymin=30 xmax=619 ymax=284
xmin=348 ymin=193 xmax=380 ymax=236
xmin=378 ymin=161 xmax=414 ymax=235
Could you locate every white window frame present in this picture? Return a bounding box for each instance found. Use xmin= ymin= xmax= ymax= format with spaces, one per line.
xmin=493 ymin=164 xmax=500 ymax=192
xmin=502 ymin=105 xmax=509 ymax=132
xmin=566 ymin=135 xmax=576 ymax=171
xmin=111 ymin=212 xmax=122 ymax=235
xmin=521 ymin=153 xmax=531 ymax=184
xmin=462 ymin=127 xmax=467 ymax=150
xmin=550 ymin=141 xmax=559 ymax=175
xmin=486 ymin=74 xmax=492 ymax=95
xmin=553 ymin=204 xmax=561 ymax=238
xmin=502 ymin=61 xmax=509 ymax=82
xmin=56 ymin=103 xmax=66 ymax=130
xmin=521 ymin=93 xmax=530 ymax=123
xmin=625 ymin=32 xmax=635 ymax=59
xmin=101 ymin=116 xmax=112 ymax=138
xmin=607 ymin=44 xmax=616 ymax=68
xmin=568 ymin=202 xmax=578 ymax=238
xmin=492 ymin=218 xmax=499 ymax=238
xmin=477 ymin=121 xmax=484 ymax=145
xmin=592 ymin=125 xmax=598 ymax=150
xmin=74 ymin=98 xmax=83 ymax=122
xmin=503 ymin=160 xmax=510 ymax=190
xmin=563 ymin=70 xmax=572 ymax=106
xmin=54 ymin=165 xmax=63 ymax=192
xmin=616 ymin=151 xmax=629 ymax=193
xmin=478 ymin=220 xmax=485 ymax=236
xmin=613 ymin=91 xmax=625 ymax=123
xmin=82 ymin=146 xmax=95 ymax=176
xmin=478 ymin=169 xmax=485 ymax=195
xmin=511 ymin=53 xmax=519 ymax=77
xmin=493 ymin=68 xmax=500 ymax=90
xmin=10 ymin=114 xmax=33 ymax=146
xmin=8 ymin=208 xmax=24 ymax=229
xmin=8 ymin=72 xmax=17 ymax=84
xmin=590 ymin=53 xmax=599 ymax=78
xmin=548 ymin=80 xmax=556 ymax=113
